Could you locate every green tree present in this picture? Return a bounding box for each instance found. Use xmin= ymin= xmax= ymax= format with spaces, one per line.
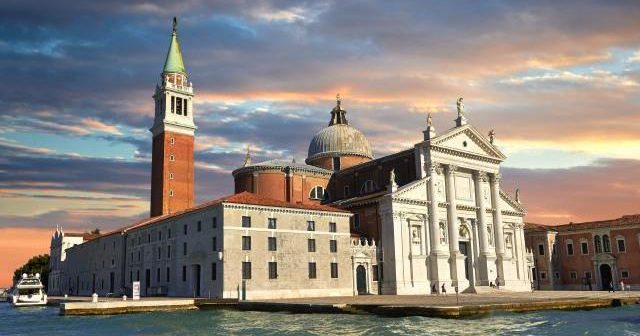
xmin=13 ymin=254 xmax=50 ymax=288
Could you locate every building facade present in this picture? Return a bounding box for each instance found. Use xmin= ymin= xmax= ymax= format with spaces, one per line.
xmin=525 ymin=215 xmax=640 ymax=291
xmin=48 ymin=227 xmax=91 ymax=295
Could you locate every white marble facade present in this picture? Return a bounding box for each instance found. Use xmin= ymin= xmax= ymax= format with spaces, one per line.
xmin=378 ymin=119 xmax=532 ymax=295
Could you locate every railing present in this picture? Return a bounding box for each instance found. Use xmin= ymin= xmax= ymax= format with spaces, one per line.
xmin=164 ymin=82 xmax=193 ymax=93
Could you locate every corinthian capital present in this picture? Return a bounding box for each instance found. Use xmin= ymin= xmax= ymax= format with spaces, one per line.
xmin=491 ymin=173 xmax=501 ymax=183
xmin=444 ymin=164 xmax=457 ymax=175
xmin=472 ymin=171 xmax=488 ymax=182
xmin=428 ymin=161 xmax=442 ymax=175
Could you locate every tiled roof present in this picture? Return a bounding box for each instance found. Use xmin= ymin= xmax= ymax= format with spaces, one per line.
xmin=524 ymin=222 xmax=555 ymax=232
xmin=552 ymin=214 xmax=640 ymax=232
xmin=233 ymin=159 xmax=332 ymax=175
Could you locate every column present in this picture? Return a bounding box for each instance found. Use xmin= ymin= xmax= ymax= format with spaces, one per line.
xmin=427 ymin=163 xmax=441 ymax=252
xmin=472 ymin=171 xmax=489 ymax=255
xmin=444 ymin=164 xmax=459 ymax=255
xmin=490 ymin=173 xmax=505 ymax=284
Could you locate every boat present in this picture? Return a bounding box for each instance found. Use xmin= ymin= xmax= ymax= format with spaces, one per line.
xmin=11 ymin=273 xmax=48 ymax=307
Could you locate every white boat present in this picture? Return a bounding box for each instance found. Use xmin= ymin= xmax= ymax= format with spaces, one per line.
xmin=12 ymin=273 xmax=48 ymax=307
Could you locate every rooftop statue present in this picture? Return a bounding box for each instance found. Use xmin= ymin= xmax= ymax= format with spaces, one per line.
xmin=456 ymin=97 xmax=465 ymax=117
xmin=488 ymin=129 xmax=495 ymax=144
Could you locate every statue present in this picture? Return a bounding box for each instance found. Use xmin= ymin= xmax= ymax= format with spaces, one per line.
xmin=390 ymin=169 xmax=398 ymax=187
xmin=488 ymin=129 xmax=495 ymax=144
xmin=243 ymin=145 xmax=252 ymax=167
xmin=456 ymin=97 xmax=465 ymax=117
xmin=515 ymin=188 xmax=521 ymax=203
xmin=427 ymin=113 xmax=433 ymax=127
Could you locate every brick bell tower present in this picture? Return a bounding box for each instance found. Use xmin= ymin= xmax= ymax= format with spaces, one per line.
xmin=150 ymin=17 xmax=196 ymax=217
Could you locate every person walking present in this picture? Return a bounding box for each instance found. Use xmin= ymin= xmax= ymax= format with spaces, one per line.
xmin=620 ymin=280 xmax=625 ymax=291
xmin=609 ymin=281 xmax=616 ymax=293
xmin=441 ymin=283 xmax=447 ymax=295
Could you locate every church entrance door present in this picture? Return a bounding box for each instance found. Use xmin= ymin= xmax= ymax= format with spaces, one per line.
xmin=599 ymin=264 xmax=612 ymax=290
xmin=356 ymin=265 xmax=367 ymax=294
xmin=459 ymin=241 xmax=470 ymax=280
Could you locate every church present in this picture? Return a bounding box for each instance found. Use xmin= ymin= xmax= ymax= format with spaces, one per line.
xmin=49 ymin=18 xmax=533 ymax=299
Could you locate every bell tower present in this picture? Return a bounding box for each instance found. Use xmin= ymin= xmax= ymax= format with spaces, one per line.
xmin=150 ymin=17 xmax=196 ymax=217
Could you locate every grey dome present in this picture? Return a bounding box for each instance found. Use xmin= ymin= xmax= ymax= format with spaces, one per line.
xmin=307 ymin=124 xmax=373 ymax=160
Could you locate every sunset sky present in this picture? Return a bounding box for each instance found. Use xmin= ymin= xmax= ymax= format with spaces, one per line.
xmin=1 ymin=1 xmax=639 ymax=287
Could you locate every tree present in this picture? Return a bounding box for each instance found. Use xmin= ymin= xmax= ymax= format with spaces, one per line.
xmin=90 ymin=228 xmax=101 ymax=235
xmin=13 ymin=254 xmax=50 ymax=288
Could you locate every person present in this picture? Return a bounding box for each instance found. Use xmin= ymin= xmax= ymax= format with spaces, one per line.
xmin=588 ymin=279 xmax=592 ymax=291
xmin=496 ymin=276 xmax=501 ymax=289
xmin=441 ymin=283 xmax=447 ymax=295
xmin=620 ymin=280 xmax=625 ymax=291
xmin=609 ymin=281 xmax=615 ymax=293
xmin=431 ymin=284 xmax=437 ymax=295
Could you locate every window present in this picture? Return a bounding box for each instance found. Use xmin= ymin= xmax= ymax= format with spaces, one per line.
xmin=308 ymin=239 xmax=316 ymax=252
xmin=148 ymin=233 xmax=151 ymax=243
xmin=197 ymin=221 xmax=202 ymax=232
xmin=268 ymin=237 xmax=277 ymax=251
xmin=242 ymin=262 xmax=252 ymax=280
xmin=330 ymin=240 xmax=337 ymax=253
xmin=329 ymin=222 xmax=337 ymax=233
xmin=570 ymin=271 xmax=577 ymax=279
xmin=594 ymin=235 xmax=602 ymax=253
xmin=169 ymin=173 xmax=174 ymax=180
xmin=169 ymin=154 xmax=175 ymax=161
xmin=353 ymin=214 xmax=360 ymax=230
xmin=212 ymin=217 xmax=217 ymax=229
xmin=307 ymin=221 xmax=316 ymax=231
xmin=308 ymin=262 xmax=317 ymax=279
xmin=176 ymin=97 xmax=183 ymax=115
xmin=268 ymin=218 xmax=277 ymax=230
xmin=211 ymin=263 xmax=217 ymax=281
xmin=344 ymin=186 xmax=350 ymax=197
xmin=171 ymin=96 xmax=175 ymax=113
xmin=585 ymin=272 xmax=592 ymax=280
xmin=157 ymin=247 xmax=161 ymax=259
xmin=167 ymin=245 xmax=171 ymax=258
xmin=183 ymin=99 xmax=188 ymax=116
xmin=166 ymin=267 xmax=170 ymax=282
xmin=581 ymin=241 xmax=588 ymax=255
xmin=360 ymin=179 xmax=376 ymax=194
xmin=183 ymin=224 xmax=187 ymax=235
xmin=554 ymin=272 xmax=560 ymax=279
xmin=332 ymin=157 xmax=341 ymax=171
xmin=268 ymin=262 xmax=278 ymax=279
xmin=158 ymin=231 xmax=162 ymax=241
xmin=212 ymin=237 xmax=217 ymax=251
xmin=168 ymin=228 xmax=172 ymax=238
xmin=242 ymin=236 xmax=251 ymax=250
xmin=169 ymin=189 xmax=174 ymax=197
xmin=603 ymin=234 xmax=611 ymax=252
xmin=330 ymin=262 xmax=339 ymax=279
xmin=621 ymin=270 xmax=629 ymax=279
xmin=138 ymin=251 xmax=141 ymax=261
xmin=170 ymin=137 xmax=175 ymax=145
xmin=309 ymin=186 xmax=325 ymax=200
xmin=182 ymin=266 xmax=186 ymax=282
xmin=242 ymin=216 xmax=251 ymax=228
xmin=157 ymin=268 xmax=161 ymax=282
xmin=540 ymin=271 xmax=547 ymax=279
xmin=617 ymin=238 xmax=626 ymax=252
xmin=183 ymin=242 xmax=187 ymax=255
xmin=372 ymin=265 xmax=379 ymax=282
xmin=538 ymin=244 xmax=545 ymax=256
xmin=566 ymin=241 xmax=574 ymax=256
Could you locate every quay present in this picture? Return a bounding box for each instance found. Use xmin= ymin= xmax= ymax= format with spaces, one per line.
xmin=51 ymin=291 xmax=640 ymax=318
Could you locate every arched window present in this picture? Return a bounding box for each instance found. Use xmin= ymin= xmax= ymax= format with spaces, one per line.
xmin=602 ymin=234 xmax=611 ymax=252
xmin=594 ymin=235 xmax=602 ymax=253
xmin=309 ymin=186 xmax=326 ymax=200
xmin=360 ymin=179 xmax=377 ymax=194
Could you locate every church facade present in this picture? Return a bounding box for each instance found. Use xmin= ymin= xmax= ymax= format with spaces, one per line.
xmin=49 ymin=18 xmax=533 ymax=299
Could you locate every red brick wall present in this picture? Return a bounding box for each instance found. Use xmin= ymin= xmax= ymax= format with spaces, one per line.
xmin=307 ymin=155 xmax=371 ymax=171
xmin=349 ymin=203 xmax=381 ymax=240
xmin=613 ymin=228 xmax=640 ymax=285
xmin=234 ymin=169 xmax=330 ymax=206
xmin=150 ymin=131 xmax=194 ymax=217
xmin=555 ymin=232 xmax=594 ymax=288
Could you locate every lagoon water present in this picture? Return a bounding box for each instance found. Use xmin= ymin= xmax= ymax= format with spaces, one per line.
xmin=1 ymin=303 xmax=640 ymax=335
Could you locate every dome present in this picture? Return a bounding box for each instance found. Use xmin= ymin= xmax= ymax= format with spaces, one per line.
xmin=307 ymin=124 xmax=373 ymax=161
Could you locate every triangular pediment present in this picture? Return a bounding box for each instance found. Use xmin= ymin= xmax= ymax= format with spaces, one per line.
xmin=431 ymin=125 xmax=506 ymax=161
xmin=500 ymin=190 xmax=526 ymax=215
xmin=391 ymin=177 xmax=429 ymax=202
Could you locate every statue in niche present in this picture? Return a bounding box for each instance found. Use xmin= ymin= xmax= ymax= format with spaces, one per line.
xmin=412 ymin=227 xmax=420 ymax=243
xmin=487 ymin=226 xmax=493 ymax=245
xmin=439 ymin=222 xmax=447 ymax=244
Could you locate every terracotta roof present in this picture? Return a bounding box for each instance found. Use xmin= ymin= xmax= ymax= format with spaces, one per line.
xmin=552 ymin=214 xmax=640 ymax=232
xmin=524 ymin=222 xmax=556 ymax=233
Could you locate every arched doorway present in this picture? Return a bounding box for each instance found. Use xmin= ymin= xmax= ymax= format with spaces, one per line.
xmin=356 ymin=265 xmax=367 ymax=294
xmin=599 ymin=264 xmax=612 ymax=290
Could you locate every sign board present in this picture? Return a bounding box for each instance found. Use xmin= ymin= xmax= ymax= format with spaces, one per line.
xmin=132 ymin=281 xmax=140 ymax=300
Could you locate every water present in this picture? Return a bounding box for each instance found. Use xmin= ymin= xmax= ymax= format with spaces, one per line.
xmin=1 ymin=303 xmax=640 ymax=335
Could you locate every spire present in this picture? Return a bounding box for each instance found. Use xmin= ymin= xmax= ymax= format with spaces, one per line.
xmin=423 ymin=113 xmax=436 ymax=140
xmin=328 ymin=93 xmax=349 ymax=126
xmin=243 ymin=145 xmax=252 ymax=167
xmin=455 ymin=97 xmax=467 ymax=127
xmin=163 ymin=17 xmax=187 ymax=74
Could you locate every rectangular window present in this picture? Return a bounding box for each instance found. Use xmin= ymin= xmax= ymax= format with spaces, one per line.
xmin=156 ymin=268 xmax=160 ymax=282
xmin=168 ymin=228 xmax=172 ymax=239
xmin=570 ymin=271 xmax=577 ymax=279
xmin=268 ymin=237 xmax=277 ymax=251
xmin=242 ymin=262 xmax=252 ymax=280
xmin=585 ymin=272 xmax=592 ymax=279
xmin=183 ymin=99 xmax=188 ymax=116
xmin=330 ymin=240 xmax=337 ymax=253
xmin=567 ymin=243 xmax=574 ymax=256
xmin=212 ymin=217 xmax=217 ymax=229
xmin=167 ymin=245 xmax=171 ymax=258
xmin=242 ymin=236 xmax=251 ymax=250
xmin=554 ymin=272 xmax=560 ymax=279
xmin=307 ymin=221 xmax=315 ymax=231
xmin=329 ymin=222 xmax=337 ymax=233
xmin=308 ymin=239 xmax=316 ymax=252
xmin=176 ymin=97 xmax=183 ymax=115
xmin=621 ymin=270 xmax=629 ymax=279
xmin=211 ymin=263 xmax=217 ymax=281
xmin=166 ymin=267 xmax=170 ymax=282
xmin=344 ymin=185 xmax=350 ymax=197
xmin=333 ymin=157 xmax=341 ymax=171
xmin=182 ymin=266 xmax=186 ymax=282
xmin=268 ymin=262 xmax=278 ymax=279
xmin=197 ymin=221 xmax=202 ymax=232
xmin=372 ymin=265 xmax=379 ymax=282
xmin=159 ymin=231 xmax=162 ymax=240
xmin=540 ymin=271 xmax=547 ymax=279
xmin=268 ymin=218 xmax=277 ymax=229
xmin=171 ymin=96 xmax=175 ymax=113
xmin=242 ymin=216 xmax=251 ymax=228
xmin=538 ymin=244 xmax=545 ymax=256
xmin=581 ymin=242 xmax=588 ymax=255
xmin=353 ymin=213 xmax=360 ymax=230
xmin=212 ymin=237 xmax=217 ymax=251
xmin=618 ymin=239 xmax=626 ymax=252
xmin=183 ymin=242 xmax=187 ymax=255
xmin=308 ymin=262 xmax=317 ymax=279
xmin=330 ymin=262 xmax=339 ymax=279
xmin=157 ymin=247 xmax=161 ymax=259
xmin=183 ymin=224 xmax=187 ymax=235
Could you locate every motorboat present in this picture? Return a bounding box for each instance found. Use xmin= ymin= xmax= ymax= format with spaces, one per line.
xmin=11 ymin=273 xmax=48 ymax=307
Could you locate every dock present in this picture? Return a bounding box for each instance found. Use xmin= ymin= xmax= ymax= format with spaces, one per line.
xmin=51 ymin=291 xmax=640 ymax=318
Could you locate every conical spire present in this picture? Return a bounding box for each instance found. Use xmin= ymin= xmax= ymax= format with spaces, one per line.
xmin=163 ymin=17 xmax=187 ymax=74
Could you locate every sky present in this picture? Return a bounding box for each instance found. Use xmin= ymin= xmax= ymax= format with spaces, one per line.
xmin=1 ymin=0 xmax=639 ymax=287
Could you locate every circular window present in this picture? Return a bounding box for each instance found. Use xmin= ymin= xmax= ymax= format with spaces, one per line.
xmin=463 ymin=141 xmax=468 ymax=147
